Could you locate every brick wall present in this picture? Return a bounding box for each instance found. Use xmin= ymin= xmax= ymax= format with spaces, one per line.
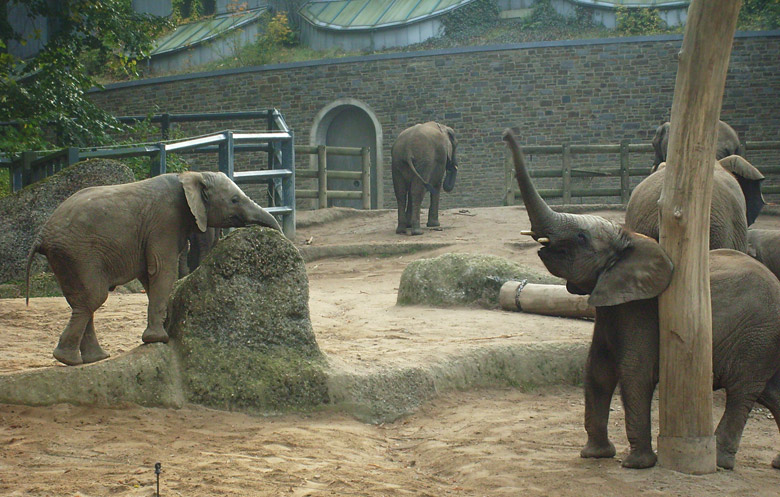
xmin=90 ymin=31 xmax=780 ymax=209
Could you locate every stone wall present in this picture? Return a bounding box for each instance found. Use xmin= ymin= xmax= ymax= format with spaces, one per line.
xmin=89 ymin=31 xmax=780 ymax=210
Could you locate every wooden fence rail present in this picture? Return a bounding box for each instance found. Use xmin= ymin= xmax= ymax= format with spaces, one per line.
xmin=295 ymin=145 xmax=371 ymax=210
xmin=505 ymin=140 xmax=780 ymax=204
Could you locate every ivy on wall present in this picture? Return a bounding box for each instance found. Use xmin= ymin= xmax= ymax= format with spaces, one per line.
xmin=441 ymin=0 xmax=500 ymax=38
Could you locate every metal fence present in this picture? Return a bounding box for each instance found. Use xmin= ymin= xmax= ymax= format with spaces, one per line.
xmin=504 ymin=140 xmax=780 ymax=205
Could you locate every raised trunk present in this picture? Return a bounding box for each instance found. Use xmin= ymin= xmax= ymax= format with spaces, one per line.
xmin=503 ymin=130 xmax=560 ymax=237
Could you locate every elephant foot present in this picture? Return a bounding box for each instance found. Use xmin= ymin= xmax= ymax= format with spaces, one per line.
xmin=621 ymin=449 xmax=657 ymax=469
xmin=396 ymin=225 xmax=408 ymax=234
xmin=53 ymin=346 xmax=83 ymax=366
xmin=80 ymin=346 xmax=110 ymax=364
xmin=410 ymin=227 xmax=424 ymax=236
xmin=717 ymin=449 xmax=736 ymax=470
xmin=771 ymin=453 xmax=780 ymax=469
xmin=142 ymin=326 xmax=170 ymax=344
xmin=427 ymin=220 xmax=440 ymax=228
xmin=580 ymin=439 xmax=616 ymax=459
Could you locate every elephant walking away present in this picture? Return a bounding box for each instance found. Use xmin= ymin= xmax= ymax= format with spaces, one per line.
xmin=391 ymin=122 xmax=458 ymax=235
xmin=504 ymin=128 xmax=780 ymax=470
xmin=652 ymin=119 xmax=744 ymax=171
xmin=26 ymin=171 xmax=282 ymax=366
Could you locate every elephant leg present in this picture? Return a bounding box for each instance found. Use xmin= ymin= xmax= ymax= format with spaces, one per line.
xmin=619 ymin=372 xmax=657 ymax=468
xmin=581 ymin=342 xmax=618 ymax=460
xmin=427 ymin=189 xmax=441 ymax=228
xmin=53 ymin=307 xmax=91 ymax=366
xmin=141 ymin=249 xmax=177 ymax=344
xmin=716 ymin=386 xmax=762 ymax=469
xmin=79 ymin=316 xmax=110 ymax=364
xmin=408 ymin=183 xmax=426 ymax=236
xmin=393 ymin=173 xmax=409 ymax=234
xmin=757 ymin=371 xmax=780 ymax=469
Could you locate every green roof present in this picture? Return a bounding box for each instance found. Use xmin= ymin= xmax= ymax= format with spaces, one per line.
xmin=299 ymin=0 xmax=477 ymax=31
xmin=152 ymin=8 xmax=266 ymax=56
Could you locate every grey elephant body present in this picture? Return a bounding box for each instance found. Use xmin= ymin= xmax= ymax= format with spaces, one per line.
xmin=27 ymin=171 xmax=281 ymax=366
xmin=391 ymin=122 xmax=458 ymax=235
xmin=652 ymin=120 xmax=743 ymax=169
xmin=504 ymin=129 xmax=780 ymax=470
xmin=748 ymin=228 xmax=780 ymax=280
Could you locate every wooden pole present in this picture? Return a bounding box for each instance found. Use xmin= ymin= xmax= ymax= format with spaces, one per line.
xmin=361 ymin=146 xmax=371 ymax=210
xmin=656 ymin=0 xmax=741 ymax=474
xmin=317 ymin=145 xmax=327 ymax=209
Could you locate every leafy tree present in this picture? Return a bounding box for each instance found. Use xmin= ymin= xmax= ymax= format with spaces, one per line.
xmin=0 ymin=0 xmax=170 ymax=154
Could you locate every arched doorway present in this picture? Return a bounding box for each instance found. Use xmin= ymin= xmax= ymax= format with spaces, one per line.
xmin=311 ymin=99 xmax=383 ymax=209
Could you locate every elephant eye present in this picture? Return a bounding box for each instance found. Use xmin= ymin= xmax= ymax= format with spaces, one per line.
xmin=231 ymin=195 xmax=239 ymax=204
xmin=577 ymin=233 xmax=588 ymax=246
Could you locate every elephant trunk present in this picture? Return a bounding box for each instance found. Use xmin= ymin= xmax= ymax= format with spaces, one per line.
xmin=443 ymin=162 xmax=457 ymax=193
xmin=502 ymin=129 xmax=561 ymax=239
xmin=247 ymin=203 xmax=283 ymax=232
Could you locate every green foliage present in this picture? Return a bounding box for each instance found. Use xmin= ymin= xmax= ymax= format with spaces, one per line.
xmin=441 ymin=0 xmax=500 ymax=38
xmin=172 ymin=0 xmax=216 ymax=21
xmin=615 ymin=7 xmax=668 ymax=35
xmin=0 ymin=0 xmax=171 ymax=154
xmin=738 ymin=0 xmax=780 ymax=29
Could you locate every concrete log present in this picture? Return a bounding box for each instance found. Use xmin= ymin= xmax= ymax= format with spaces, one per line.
xmin=499 ymin=281 xmax=595 ymax=319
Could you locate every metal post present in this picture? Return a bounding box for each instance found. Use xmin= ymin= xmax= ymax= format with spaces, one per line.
xmin=562 ymin=144 xmax=572 ymax=204
xmin=218 ymin=131 xmax=234 ymax=177
xmin=361 ymin=146 xmax=371 ymax=210
xmin=281 ymin=131 xmax=296 ymax=239
xmin=151 ymin=144 xmax=166 ymax=176
xmin=66 ymin=147 xmax=80 ymax=170
xmin=317 ymin=145 xmax=327 ymax=209
xmin=21 ymin=151 xmax=36 ymax=189
xmin=620 ymin=140 xmax=630 ymax=204
xmin=161 ymin=113 xmax=171 ymax=140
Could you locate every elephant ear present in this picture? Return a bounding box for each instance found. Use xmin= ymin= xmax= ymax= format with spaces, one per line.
xmin=589 ymin=233 xmax=673 ymax=307
xmin=180 ymin=172 xmax=208 ymax=232
xmin=719 ymin=155 xmax=766 ymax=226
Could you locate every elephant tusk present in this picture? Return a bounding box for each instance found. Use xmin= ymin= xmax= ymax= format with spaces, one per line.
xmin=537 ymin=237 xmax=550 ymax=244
xmin=520 ymin=230 xmax=535 ymax=236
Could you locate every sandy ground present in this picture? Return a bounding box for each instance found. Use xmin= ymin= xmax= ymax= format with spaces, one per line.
xmin=3 ymin=206 xmax=780 ymax=496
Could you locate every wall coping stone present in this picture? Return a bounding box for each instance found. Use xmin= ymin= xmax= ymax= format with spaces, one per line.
xmin=93 ymin=30 xmax=780 ymax=93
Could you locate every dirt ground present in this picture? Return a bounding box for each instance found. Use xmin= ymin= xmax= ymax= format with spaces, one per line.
xmin=3 ymin=205 xmax=780 ymax=496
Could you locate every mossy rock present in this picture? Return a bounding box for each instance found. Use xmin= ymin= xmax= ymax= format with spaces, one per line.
xmin=397 ymin=252 xmax=563 ymax=309
xmin=166 ymin=226 xmax=328 ymax=412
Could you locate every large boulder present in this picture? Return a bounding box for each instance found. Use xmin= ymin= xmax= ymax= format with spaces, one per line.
xmin=166 ymin=226 xmax=328 ymax=412
xmin=397 ymin=252 xmax=563 ymax=309
xmin=0 ymin=159 xmax=135 ymax=283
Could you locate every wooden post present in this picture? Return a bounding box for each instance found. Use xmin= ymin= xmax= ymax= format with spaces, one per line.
xmin=619 ymin=140 xmax=630 ymax=204
xmin=317 ymin=145 xmax=327 ymax=209
xmin=656 ymin=0 xmax=742 ymax=474
xmin=562 ymin=144 xmax=572 ymax=204
xmin=361 ymin=146 xmax=371 ymax=210
xmin=505 ymin=149 xmax=515 ymax=206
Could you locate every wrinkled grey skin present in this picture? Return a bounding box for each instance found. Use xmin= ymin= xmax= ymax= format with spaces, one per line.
xmin=652 ymin=120 xmax=744 ymax=170
xmin=504 ymin=129 xmax=780 ymax=470
xmin=625 ymin=155 xmax=768 ymax=251
xmin=748 ymin=229 xmax=780 ymax=281
xmin=27 ymin=171 xmax=281 ymax=366
xmin=391 ymin=122 xmax=458 ymax=235
xmin=178 ymin=227 xmax=221 ymax=278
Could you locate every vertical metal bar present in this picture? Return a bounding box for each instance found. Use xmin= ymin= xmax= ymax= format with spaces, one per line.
xmin=21 ymin=151 xmax=36 ymax=189
xmin=282 ymin=131 xmax=295 ymax=239
xmin=151 ymin=144 xmax=166 ymax=176
xmin=161 ymin=113 xmax=171 ymax=140
xmin=317 ymin=145 xmax=327 ymax=209
xmin=562 ymin=144 xmax=572 ymax=204
xmin=11 ymin=158 xmax=22 ymax=192
xmin=620 ymin=140 xmax=630 ymax=204
xmin=218 ymin=132 xmax=234 ymax=177
xmin=505 ymin=149 xmax=515 ymax=206
xmin=66 ymin=147 xmax=80 ymax=170
xmin=361 ymin=147 xmax=371 ymax=210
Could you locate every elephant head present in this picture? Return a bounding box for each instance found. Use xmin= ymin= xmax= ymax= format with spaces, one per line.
xmin=180 ymin=171 xmax=282 ymax=233
xmin=443 ymin=125 xmax=458 ymax=193
xmin=651 ymin=120 xmax=744 ymax=172
xmin=503 ymin=129 xmax=673 ymax=306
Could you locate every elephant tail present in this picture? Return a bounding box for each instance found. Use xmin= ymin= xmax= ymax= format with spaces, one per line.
xmin=25 ymin=237 xmax=41 ymax=306
xmin=406 ymin=156 xmax=437 ymax=194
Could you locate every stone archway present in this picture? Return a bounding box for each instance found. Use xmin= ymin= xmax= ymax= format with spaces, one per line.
xmin=310 ymin=99 xmax=383 ymax=209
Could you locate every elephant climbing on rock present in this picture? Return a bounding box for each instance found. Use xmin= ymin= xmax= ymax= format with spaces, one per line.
xmin=625 ymin=155 xmax=765 ymax=251
xmin=27 ymin=171 xmax=282 ymax=366
xmin=652 ymin=119 xmax=744 ymax=171
xmin=504 ymin=128 xmax=780 ymax=470
xmin=391 ymin=121 xmax=458 ymax=235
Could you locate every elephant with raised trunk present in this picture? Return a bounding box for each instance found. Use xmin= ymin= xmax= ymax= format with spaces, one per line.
xmin=652 ymin=119 xmax=744 ymax=171
xmin=27 ymin=171 xmax=282 ymax=366
xmin=391 ymin=122 xmax=458 ymax=235
xmin=504 ymin=128 xmax=780 ymax=470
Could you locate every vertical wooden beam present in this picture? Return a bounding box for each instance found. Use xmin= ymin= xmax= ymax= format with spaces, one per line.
xmin=361 ymin=146 xmax=371 ymax=210
xmin=505 ymin=149 xmax=515 ymax=206
xmin=562 ymin=144 xmax=572 ymax=204
xmin=657 ymin=0 xmax=742 ymax=475
xmin=620 ymin=140 xmax=630 ymax=204
xmin=317 ymin=145 xmax=327 ymax=209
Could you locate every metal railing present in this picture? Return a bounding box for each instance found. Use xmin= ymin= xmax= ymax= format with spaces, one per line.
xmin=504 ymin=140 xmax=780 ymax=205
xmin=295 ymin=145 xmax=371 ymax=210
